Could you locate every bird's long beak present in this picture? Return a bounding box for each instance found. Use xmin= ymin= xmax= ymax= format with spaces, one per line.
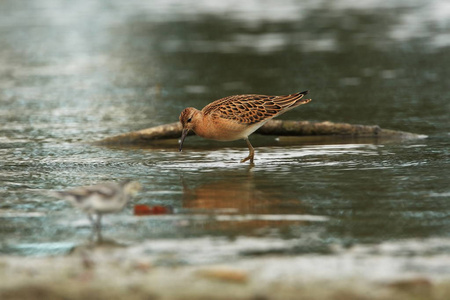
xmin=179 ymin=128 xmax=189 ymax=152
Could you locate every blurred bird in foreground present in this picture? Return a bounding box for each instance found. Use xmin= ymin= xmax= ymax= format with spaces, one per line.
xmin=179 ymin=90 xmax=311 ymax=163
xmin=49 ymin=180 xmax=141 ymax=240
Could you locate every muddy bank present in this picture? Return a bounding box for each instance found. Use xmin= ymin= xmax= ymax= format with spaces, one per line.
xmin=1 ymin=240 xmax=449 ymax=300
xmin=94 ymin=120 xmax=426 ymax=146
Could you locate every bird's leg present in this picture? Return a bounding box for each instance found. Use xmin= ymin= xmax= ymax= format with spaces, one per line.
xmin=240 ymin=138 xmax=255 ymax=163
xmin=87 ymin=213 xmax=98 ymax=243
xmin=87 ymin=213 xmax=96 ymax=228
xmin=95 ymin=213 xmax=103 ymax=242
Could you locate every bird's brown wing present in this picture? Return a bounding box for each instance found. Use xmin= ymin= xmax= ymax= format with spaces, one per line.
xmin=61 ymin=183 xmax=118 ymax=200
xmin=83 ymin=183 xmax=119 ymax=198
xmin=202 ymin=91 xmax=309 ymax=125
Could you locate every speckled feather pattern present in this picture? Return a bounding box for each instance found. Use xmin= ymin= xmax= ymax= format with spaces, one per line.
xmin=60 ymin=181 xmax=127 ymax=200
xmin=202 ymin=91 xmax=309 ymax=125
xmin=54 ymin=181 xmax=141 ymax=214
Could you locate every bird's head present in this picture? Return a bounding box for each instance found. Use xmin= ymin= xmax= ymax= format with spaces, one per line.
xmin=122 ymin=180 xmax=142 ymax=196
xmin=179 ymin=107 xmax=200 ymax=151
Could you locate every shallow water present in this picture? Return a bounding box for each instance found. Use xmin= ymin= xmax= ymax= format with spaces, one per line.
xmin=0 ymin=0 xmax=449 ymax=279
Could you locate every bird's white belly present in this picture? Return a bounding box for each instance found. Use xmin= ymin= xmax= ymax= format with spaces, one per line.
xmin=76 ymin=194 xmax=126 ymax=214
xmin=196 ymin=119 xmax=268 ymax=141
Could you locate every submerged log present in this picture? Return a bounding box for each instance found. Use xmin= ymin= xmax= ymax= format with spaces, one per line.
xmin=95 ymin=120 xmax=425 ymax=145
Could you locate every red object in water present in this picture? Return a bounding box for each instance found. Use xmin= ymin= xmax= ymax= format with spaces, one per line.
xmin=134 ymin=204 xmax=172 ymax=216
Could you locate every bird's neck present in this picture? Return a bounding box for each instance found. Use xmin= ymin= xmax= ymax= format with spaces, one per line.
xmin=192 ymin=113 xmax=210 ymax=139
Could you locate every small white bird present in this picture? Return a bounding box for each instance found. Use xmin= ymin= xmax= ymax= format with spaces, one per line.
xmin=49 ymin=180 xmax=141 ymax=240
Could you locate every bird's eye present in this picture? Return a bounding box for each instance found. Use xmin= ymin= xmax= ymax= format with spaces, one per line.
xmin=187 ymin=117 xmax=192 ymax=123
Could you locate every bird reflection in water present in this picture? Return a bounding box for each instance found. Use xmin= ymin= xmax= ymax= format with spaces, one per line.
xmin=181 ymin=173 xmax=307 ymax=235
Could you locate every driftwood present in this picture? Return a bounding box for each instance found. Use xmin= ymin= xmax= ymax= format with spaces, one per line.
xmin=95 ymin=120 xmax=425 ymax=145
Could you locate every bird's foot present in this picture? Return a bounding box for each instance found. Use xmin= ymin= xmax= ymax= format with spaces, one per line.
xmin=240 ymin=155 xmax=254 ymax=163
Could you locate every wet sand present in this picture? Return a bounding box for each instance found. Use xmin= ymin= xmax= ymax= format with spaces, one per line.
xmin=1 ymin=242 xmax=449 ymax=300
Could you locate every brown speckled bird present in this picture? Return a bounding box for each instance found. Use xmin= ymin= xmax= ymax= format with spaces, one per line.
xmin=179 ymin=90 xmax=311 ymax=163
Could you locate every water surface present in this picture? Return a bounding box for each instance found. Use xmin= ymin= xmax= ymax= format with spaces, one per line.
xmin=0 ymin=0 xmax=449 ymax=278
